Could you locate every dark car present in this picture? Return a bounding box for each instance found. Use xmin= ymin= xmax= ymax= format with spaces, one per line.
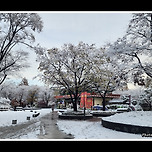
xmin=93 ymin=105 xmax=108 ymax=111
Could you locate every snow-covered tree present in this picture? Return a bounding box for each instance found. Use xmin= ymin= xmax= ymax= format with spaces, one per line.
xmin=26 ymin=85 xmax=39 ymax=107
xmin=38 ymin=86 xmax=54 ymax=106
xmin=36 ymin=41 xmax=129 ymax=111
xmin=36 ymin=42 xmax=98 ymax=111
xmin=107 ymin=13 xmax=152 ymax=86
xmin=139 ymin=87 xmax=152 ymax=111
xmin=88 ymin=48 xmax=128 ymax=111
xmin=0 ymin=80 xmax=55 ymax=108
xmin=0 ymin=80 xmax=29 ymax=105
xmin=19 ymin=77 xmax=29 ymax=86
xmin=0 ymin=13 xmax=43 ymax=85
xmin=15 ymin=85 xmax=28 ymax=104
xmin=0 ymin=81 xmax=16 ymax=100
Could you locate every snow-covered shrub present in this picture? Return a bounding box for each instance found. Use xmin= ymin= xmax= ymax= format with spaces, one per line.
xmin=0 ymin=97 xmax=11 ymax=109
xmin=139 ymin=88 xmax=152 ymax=111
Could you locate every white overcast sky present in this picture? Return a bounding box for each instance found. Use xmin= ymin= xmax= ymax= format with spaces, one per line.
xmin=8 ymin=11 xmax=132 ymax=86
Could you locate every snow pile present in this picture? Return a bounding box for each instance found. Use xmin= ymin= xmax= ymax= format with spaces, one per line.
xmin=103 ymin=111 xmax=152 ymax=127
xmin=57 ymin=120 xmax=143 ymax=139
xmin=0 ymin=108 xmax=51 ymax=127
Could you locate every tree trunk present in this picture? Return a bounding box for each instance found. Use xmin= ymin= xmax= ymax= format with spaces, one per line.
xmin=101 ymin=90 xmax=108 ymax=111
xmin=73 ymin=96 xmax=78 ymax=111
xmin=68 ymin=91 xmax=77 ymax=111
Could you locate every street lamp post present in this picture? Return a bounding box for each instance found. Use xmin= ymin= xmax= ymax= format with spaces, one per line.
xmin=84 ymin=92 xmax=87 ymax=120
xmin=84 ymin=98 xmax=85 ymax=120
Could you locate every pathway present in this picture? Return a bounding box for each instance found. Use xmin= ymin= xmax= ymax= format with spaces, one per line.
xmin=38 ymin=111 xmax=74 ymax=139
xmin=0 ymin=111 xmax=74 ymax=139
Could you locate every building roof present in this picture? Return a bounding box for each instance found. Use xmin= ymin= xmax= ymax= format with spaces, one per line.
xmin=54 ymin=93 xmax=120 ymax=99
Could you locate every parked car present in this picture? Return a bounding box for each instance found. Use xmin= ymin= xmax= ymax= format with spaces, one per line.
xmin=93 ymin=105 xmax=108 ymax=111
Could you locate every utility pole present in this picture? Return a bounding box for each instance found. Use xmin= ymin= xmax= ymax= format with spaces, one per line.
xmin=84 ymin=92 xmax=87 ymax=120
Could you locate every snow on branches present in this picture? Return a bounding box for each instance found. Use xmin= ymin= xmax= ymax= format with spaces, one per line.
xmin=0 ymin=13 xmax=43 ymax=85
xmin=107 ymin=13 xmax=152 ymax=85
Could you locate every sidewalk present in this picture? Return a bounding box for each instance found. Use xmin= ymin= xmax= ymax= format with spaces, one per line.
xmin=38 ymin=111 xmax=74 ymax=139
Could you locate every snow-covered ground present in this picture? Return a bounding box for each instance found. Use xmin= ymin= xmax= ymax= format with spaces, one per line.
xmin=57 ymin=110 xmax=152 ymax=139
xmin=1 ymin=108 xmax=152 ymax=140
xmin=0 ymin=108 xmax=52 ymax=139
xmin=102 ymin=111 xmax=152 ymax=127
xmin=0 ymin=108 xmax=51 ymax=127
xmin=9 ymin=121 xmax=42 ymax=139
xmin=57 ymin=119 xmax=144 ymax=139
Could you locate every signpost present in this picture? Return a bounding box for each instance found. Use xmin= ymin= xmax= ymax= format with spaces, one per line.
xmin=80 ymin=92 xmax=92 ymax=109
xmin=80 ymin=92 xmax=88 ymax=120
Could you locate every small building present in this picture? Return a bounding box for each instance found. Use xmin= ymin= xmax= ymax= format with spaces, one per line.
xmin=54 ymin=92 xmax=120 ymax=109
xmin=80 ymin=92 xmax=121 ymax=109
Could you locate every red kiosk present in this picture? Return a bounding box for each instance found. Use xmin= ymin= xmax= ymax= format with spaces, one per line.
xmin=80 ymin=92 xmax=93 ymax=109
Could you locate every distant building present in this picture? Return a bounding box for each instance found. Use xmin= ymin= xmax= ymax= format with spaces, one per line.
xmin=54 ymin=92 xmax=120 ymax=109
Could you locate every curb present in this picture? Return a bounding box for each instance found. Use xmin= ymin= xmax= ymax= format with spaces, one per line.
xmin=102 ymin=119 xmax=152 ymax=134
xmin=58 ymin=114 xmax=93 ymax=120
